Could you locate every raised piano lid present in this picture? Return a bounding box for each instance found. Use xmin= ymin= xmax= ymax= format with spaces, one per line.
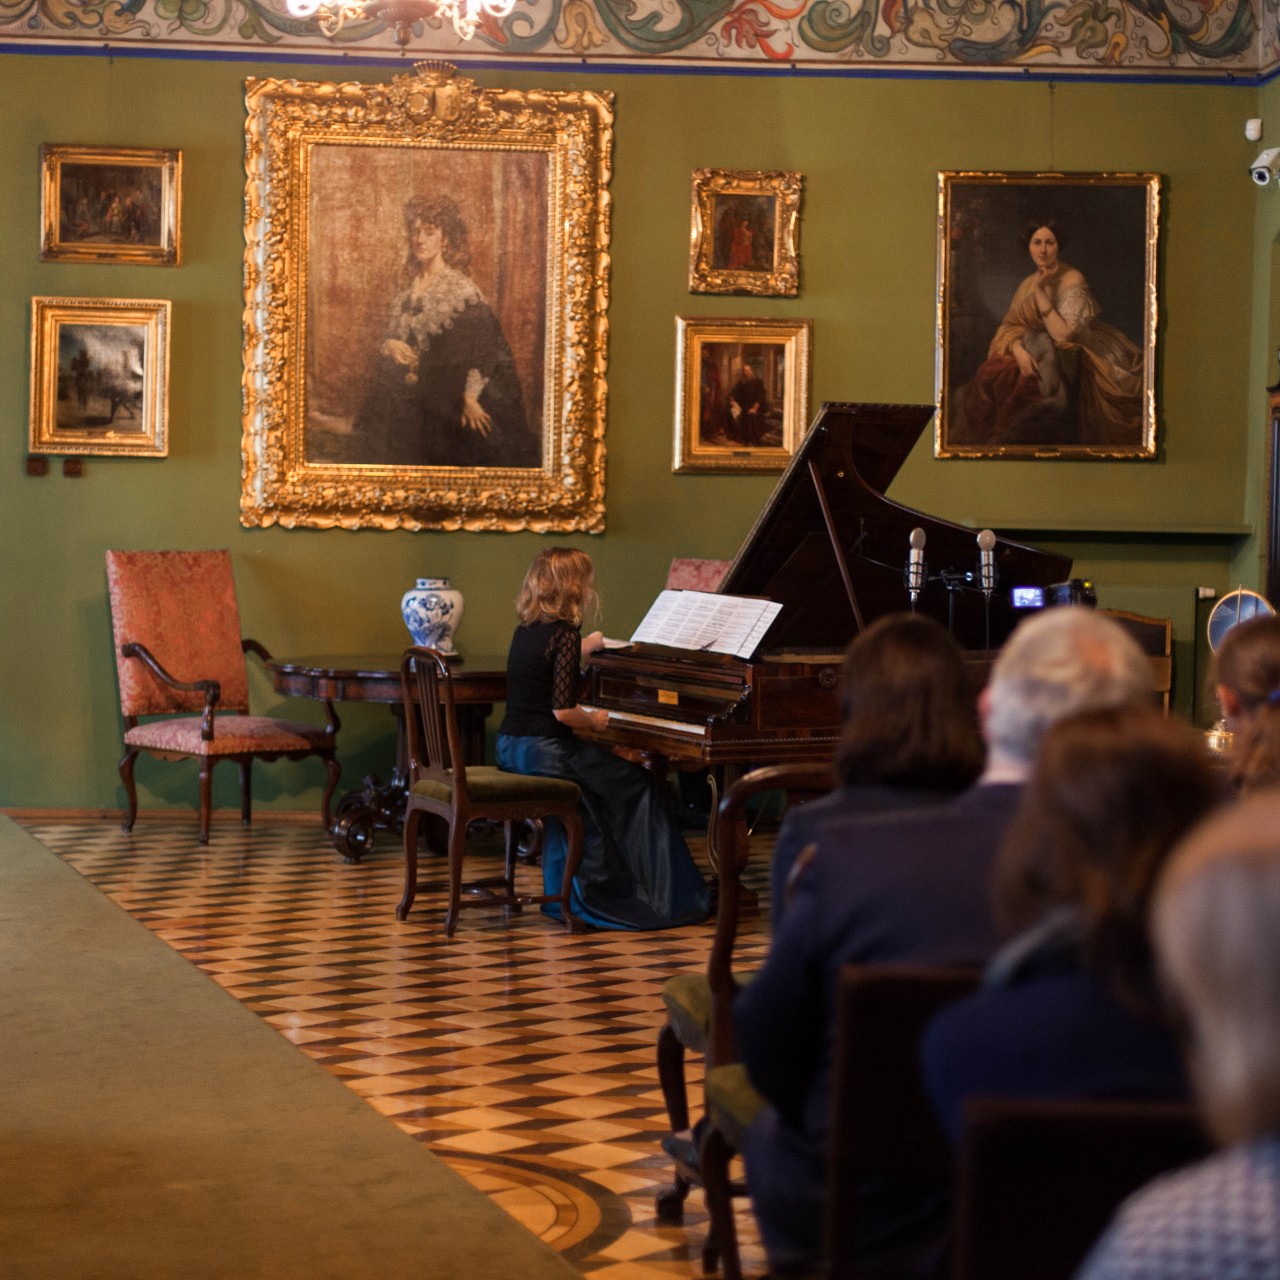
xmin=719 ymin=402 xmax=1073 ymax=654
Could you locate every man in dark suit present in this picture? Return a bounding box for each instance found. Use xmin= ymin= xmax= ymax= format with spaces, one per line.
xmin=721 ymin=361 xmax=768 ymax=445
xmin=733 ymin=606 xmax=1154 ymax=1278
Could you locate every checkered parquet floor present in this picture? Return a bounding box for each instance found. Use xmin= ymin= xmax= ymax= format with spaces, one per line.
xmin=22 ymin=815 xmax=773 ymax=1280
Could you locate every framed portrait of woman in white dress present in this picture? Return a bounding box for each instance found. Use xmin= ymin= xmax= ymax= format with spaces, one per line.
xmin=241 ymin=63 xmax=612 ymax=532
xmin=935 ymin=171 xmax=1160 ymax=460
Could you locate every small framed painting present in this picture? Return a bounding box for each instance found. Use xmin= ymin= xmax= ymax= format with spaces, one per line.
xmin=936 ymin=170 xmax=1159 ymax=459
xmin=40 ymin=145 xmax=182 ymax=266
xmin=674 ymin=316 xmax=811 ymax=474
xmin=689 ymin=168 xmax=802 ymax=297
xmin=29 ymin=296 xmax=170 ymax=457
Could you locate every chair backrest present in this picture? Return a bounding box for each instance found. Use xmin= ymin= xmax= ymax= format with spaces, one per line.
xmin=826 ymin=964 xmax=981 ymax=1280
xmin=105 ymin=549 xmax=249 ymax=717
xmin=1098 ymin=608 xmax=1173 ymax=712
xmin=705 ymin=762 xmax=836 ymax=1067
xmin=950 ymin=1096 xmax=1210 ymax=1280
xmin=401 ymin=646 xmax=465 ymax=797
xmin=666 ymin=557 xmax=733 ymax=593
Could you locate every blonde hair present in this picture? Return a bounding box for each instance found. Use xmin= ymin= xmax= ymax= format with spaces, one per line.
xmin=515 ymin=547 xmax=597 ymax=627
xmin=1154 ymin=793 xmax=1280 ymax=1143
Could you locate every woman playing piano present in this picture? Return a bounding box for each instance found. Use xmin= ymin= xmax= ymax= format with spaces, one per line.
xmin=496 ymin=548 xmax=711 ymax=931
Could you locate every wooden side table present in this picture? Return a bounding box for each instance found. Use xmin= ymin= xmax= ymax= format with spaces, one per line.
xmin=268 ymin=654 xmax=506 ymax=861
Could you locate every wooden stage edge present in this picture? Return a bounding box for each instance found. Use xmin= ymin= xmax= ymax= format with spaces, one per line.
xmin=0 ymin=815 xmax=579 ymax=1280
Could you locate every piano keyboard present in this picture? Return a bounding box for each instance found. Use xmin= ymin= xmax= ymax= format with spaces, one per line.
xmin=586 ymin=707 xmax=708 ymax=737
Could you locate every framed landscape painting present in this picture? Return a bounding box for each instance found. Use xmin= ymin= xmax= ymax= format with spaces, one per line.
xmin=674 ymin=316 xmax=811 ymax=473
xmin=29 ymin=296 xmax=170 ymax=457
xmin=41 ymin=145 xmax=181 ymax=266
xmin=936 ymin=171 xmax=1160 ymax=459
xmin=689 ymin=169 xmax=802 ymax=297
xmin=241 ymin=64 xmax=613 ymax=532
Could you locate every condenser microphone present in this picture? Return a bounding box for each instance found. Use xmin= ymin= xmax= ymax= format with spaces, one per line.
xmin=977 ymin=529 xmax=997 ymax=598
xmin=907 ymin=527 xmax=927 ymax=607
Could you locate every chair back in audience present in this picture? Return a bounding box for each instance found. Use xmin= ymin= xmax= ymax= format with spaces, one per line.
xmin=826 ymin=964 xmax=980 ymax=1280
xmin=1097 ymin=608 xmax=1173 ymax=712
xmin=950 ymin=1097 xmax=1210 ymax=1280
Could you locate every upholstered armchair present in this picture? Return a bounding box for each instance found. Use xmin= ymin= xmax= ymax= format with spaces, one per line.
xmin=106 ymin=549 xmax=340 ymax=843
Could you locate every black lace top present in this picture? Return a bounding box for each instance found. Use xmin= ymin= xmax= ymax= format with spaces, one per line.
xmin=498 ymin=619 xmax=582 ymax=738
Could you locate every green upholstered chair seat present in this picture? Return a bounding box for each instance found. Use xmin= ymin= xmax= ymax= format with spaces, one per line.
xmin=662 ymin=971 xmax=755 ymax=1051
xmin=409 ymin=768 xmax=580 ymax=807
xmin=704 ymin=1063 xmax=764 ymax=1153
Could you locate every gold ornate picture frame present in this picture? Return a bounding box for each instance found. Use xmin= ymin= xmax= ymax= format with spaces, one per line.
xmin=241 ymin=64 xmax=613 ymax=532
xmin=936 ymin=170 xmax=1160 ymax=460
xmin=674 ymin=316 xmax=811 ymax=474
xmin=29 ymin=296 xmax=170 ymax=457
xmin=40 ymin=145 xmax=181 ymax=266
xmin=689 ymin=169 xmax=802 ymax=297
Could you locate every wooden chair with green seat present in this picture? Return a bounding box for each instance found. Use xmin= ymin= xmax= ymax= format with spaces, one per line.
xmin=395 ymin=646 xmax=587 ymax=937
xmin=656 ymin=761 xmax=834 ymax=1271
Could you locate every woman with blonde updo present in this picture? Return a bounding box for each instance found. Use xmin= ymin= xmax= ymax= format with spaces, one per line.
xmin=496 ymin=548 xmax=710 ymax=931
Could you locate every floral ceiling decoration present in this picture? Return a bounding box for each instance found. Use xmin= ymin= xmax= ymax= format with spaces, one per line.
xmin=1 ymin=0 xmax=1275 ymax=74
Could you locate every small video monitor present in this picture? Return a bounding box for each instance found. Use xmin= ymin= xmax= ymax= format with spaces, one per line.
xmin=1011 ymin=586 xmax=1045 ymax=610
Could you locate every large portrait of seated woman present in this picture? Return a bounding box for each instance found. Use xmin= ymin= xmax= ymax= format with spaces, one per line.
xmin=241 ymin=65 xmax=611 ymax=533
xmin=304 ymin=166 xmax=544 ymax=473
xmin=935 ymin=172 xmax=1159 ymax=460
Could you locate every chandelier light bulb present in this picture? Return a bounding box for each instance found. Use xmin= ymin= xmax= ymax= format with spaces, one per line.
xmin=283 ymin=0 xmax=504 ymax=43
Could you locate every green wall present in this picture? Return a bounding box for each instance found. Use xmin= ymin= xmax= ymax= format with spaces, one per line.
xmin=0 ymin=53 xmax=1267 ymax=812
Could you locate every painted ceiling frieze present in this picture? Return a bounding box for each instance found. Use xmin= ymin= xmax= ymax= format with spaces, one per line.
xmin=2 ymin=0 xmax=1275 ymax=74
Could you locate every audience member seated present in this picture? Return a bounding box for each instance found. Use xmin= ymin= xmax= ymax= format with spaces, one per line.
xmin=1210 ymin=613 xmax=1280 ymax=794
xmin=770 ymin=613 xmax=983 ymax=922
xmin=733 ymin=606 xmax=1154 ymax=1279
xmin=1075 ymin=793 xmax=1280 ymax=1280
xmin=922 ymin=704 xmax=1224 ymax=1147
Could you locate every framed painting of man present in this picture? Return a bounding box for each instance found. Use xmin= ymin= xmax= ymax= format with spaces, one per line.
xmin=241 ymin=64 xmax=612 ymax=532
xmin=40 ymin=146 xmax=181 ymax=266
xmin=689 ymin=169 xmax=802 ymax=297
xmin=29 ymin=296 xmax=170 ymax=457
xmin=673 ymin=317 xmax=812 ymax=473
xmin=936 ymin=171 xmax=1160 ymax=460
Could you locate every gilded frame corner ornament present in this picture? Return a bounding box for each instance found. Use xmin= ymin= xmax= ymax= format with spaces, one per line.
xmin=935 ymin=170 xmax=1160 ymax=461
xmin=29 ymin=295 xmax=170 ymax=457
xmin=689 ymin=168 xmax=802 ymax=298
xmin=40 ymin=145 xmax=182 ymax=266
xmin=673 ymin=315 xmax=812 ymax=474
xmin=241 ymin=63 xmax=613 ymax=532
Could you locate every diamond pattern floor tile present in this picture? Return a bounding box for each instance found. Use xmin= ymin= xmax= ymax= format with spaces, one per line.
xmin=24 ymin=816 xmax=774 ymax=1280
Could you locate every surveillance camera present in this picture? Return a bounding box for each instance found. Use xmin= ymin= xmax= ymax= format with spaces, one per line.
xmin=1252 ymin=148 xmax=1280 ymax=186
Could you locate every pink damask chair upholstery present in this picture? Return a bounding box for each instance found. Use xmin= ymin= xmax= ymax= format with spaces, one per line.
xmin=666 ymin=557 xmax=733 ymax=593
xmin=106 ymin=549 xmax=340 ymax=844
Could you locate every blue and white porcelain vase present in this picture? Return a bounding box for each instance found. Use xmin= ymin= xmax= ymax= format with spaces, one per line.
xmin=401 ymin=577 xmax=464 ymax=655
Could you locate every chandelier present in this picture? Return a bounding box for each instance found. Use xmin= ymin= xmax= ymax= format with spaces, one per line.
xmin=287 ymin=0 xmax=514 ymax=45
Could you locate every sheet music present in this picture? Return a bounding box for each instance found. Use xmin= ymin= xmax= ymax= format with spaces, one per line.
xmin=629 ymin=590 xmax=782 ymax=659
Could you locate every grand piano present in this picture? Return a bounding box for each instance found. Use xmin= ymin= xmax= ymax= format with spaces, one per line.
xmin=585 ymin=402 xmax=1073 ymax=774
